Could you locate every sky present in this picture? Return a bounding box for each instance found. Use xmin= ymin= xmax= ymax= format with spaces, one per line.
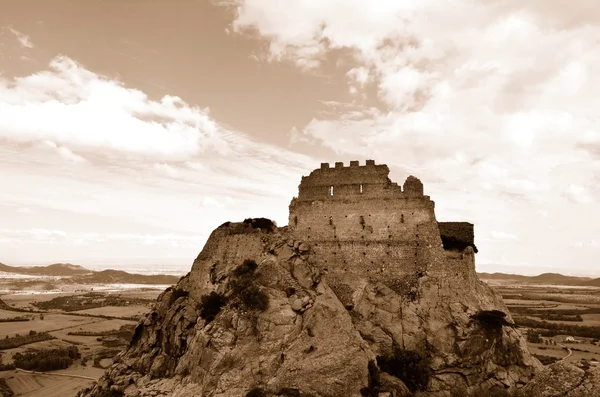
xmin=0 ymin=0 xmax=599 ymax=276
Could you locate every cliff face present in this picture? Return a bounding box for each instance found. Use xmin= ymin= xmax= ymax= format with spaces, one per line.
xmin=78 ymin=221 xmax=541 ymax=397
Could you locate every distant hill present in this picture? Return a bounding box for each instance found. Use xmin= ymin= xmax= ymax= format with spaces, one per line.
xmin=74 ymin=269 xmax=180 ymax=285
xmin=0 ymin=262 xmax=91 ymax=276
xmin=0 ymin=262 xmax=180 ymax=285
xmin=477 ymin=272 xmax=595 ymax=286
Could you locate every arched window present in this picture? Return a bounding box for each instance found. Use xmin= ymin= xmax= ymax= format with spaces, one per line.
xmin=401 ymin=214 xmax=404 ymax=223
xmin=330 ymin=185 xmax=334 ymax=196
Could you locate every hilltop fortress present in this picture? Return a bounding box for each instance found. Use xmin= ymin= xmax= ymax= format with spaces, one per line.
xmin=80 ymin=159 xmax=542 ymax=397
xmin=288 ymin=159 xmax=477 ymax=292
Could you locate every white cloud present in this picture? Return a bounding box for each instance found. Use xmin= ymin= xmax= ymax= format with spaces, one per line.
xmin=228 ymin=0 xmax=600 ymax=198
xmin=9 ymin=28 xmax=33 ymax=49
xmin=0 ymin=56 xmax=285 ymax=162
xmin=490 ymin=231 xmax=518 ymax=241
xmin=226 ymin=0 xmax=600 ymax=271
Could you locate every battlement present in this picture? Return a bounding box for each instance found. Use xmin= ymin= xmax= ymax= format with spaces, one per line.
xmin=298 ymin=160 xmax=425 ymax=202
xmin=320 ymin=159 xmax=377 ymax=169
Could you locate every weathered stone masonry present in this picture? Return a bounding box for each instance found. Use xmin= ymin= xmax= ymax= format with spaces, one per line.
xmin=288 ymin=160 xmax=476 ymax=290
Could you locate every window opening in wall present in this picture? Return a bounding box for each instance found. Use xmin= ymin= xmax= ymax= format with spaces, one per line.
xmin=360 ymin=184 xmax=363 ymax=193
xmin=329 ymin=216 xmax=333 ymax=225
xmin=330 ymin=185 xmax=334 ymax=196
xmin=294 ymin=216 xmax=298 ymax=226
xmin=401 ymin=214 xmax=404 ymax=223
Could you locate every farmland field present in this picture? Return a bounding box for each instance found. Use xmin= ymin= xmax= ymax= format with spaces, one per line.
xmin=0 ymin=287 xmax=161 ymax=396
xmin=484 ymin=278 xmax=600 ymax=366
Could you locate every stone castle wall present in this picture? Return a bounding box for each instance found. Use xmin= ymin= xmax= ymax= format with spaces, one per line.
xmin=438 ymin=222 xmax=475 ymax=245
xmin=288 ymin=160 xmax=476 ymax=287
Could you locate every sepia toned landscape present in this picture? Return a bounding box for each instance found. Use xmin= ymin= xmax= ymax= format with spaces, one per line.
xmin=5 ymin=268 xmax=600 ymax=396
xmin=2 ymin=0 xmax=600 ymax=396
xmin=0 ymin=265 xmax=173 ymax=397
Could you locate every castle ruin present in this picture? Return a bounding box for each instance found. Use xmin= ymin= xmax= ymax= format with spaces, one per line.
xmin=288 ymin=160 xmax=477 ymax=291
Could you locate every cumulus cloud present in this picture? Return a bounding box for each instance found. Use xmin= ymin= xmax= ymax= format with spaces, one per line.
xmin=228 ymin=0 xmax=600 ymax=201
xmin=0 ymin=55 xmax=315 ymax=170
xmin=0 ymin=55 xmax=315 ymax=198
xmin=225 ymin=0 xmax=600 ymax=269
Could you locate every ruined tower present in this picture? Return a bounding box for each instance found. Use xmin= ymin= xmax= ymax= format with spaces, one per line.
xmin=288 ymin=160 xmax=476 ymax=290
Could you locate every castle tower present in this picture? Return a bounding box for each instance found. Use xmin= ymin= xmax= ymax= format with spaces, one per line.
xmin=288 ymin=161 xmax=477 ymax=291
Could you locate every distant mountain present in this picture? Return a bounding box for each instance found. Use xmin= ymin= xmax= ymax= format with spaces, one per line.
xmin=0 ymin=262 xmax=180 ymax=285
xmin=73 ymin=269 xmax=180 ymax=285
xmin=477 ymin=272 xmax=594 ymax=286
xmin=0 ymin=262 xmax=92 ymax=276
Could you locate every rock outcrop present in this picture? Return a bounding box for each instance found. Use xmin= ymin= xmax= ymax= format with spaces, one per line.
xmin=78 ymin=221 xmax=541 ymax=397
xmin=515 ymin=361 xmax=600 ymax=396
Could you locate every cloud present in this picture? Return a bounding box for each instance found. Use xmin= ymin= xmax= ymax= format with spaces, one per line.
xmin=228 ymin=0 xmax=600 ymax=204
xmin=0 ymin=56 xmax=315 ymax=169
xmin=0 ymin=54 xmax=316 ymax=197
xmin=9 ymin=28 xmax=33 ymax=49
xmin=490 ymin=231 xmax=518 ymax=241
xmin=225 ymin=0 xmax=600 ymax=270
xmin=0 ymin=228 xmax=67 ymax=243
xmin=42 ymin=140 xmax=87 ymax=163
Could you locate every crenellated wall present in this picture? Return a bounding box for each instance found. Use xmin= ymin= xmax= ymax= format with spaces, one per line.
xmin=288 ymin=160 xmax=476 ymax=288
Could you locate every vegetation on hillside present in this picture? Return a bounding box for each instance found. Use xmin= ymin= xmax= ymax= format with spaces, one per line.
xmin=199 ymin=292 xmax=227 ymax=323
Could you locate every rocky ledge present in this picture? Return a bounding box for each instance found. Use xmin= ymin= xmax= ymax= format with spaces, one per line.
xmin=78 ymin=220 xmax=542 ymax=397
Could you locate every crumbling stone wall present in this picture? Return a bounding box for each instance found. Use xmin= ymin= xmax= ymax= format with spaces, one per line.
xmin=288 ymin=160 xmax=476 ymax=288
xmin=438 ymin=222 xmax=474 ymax=245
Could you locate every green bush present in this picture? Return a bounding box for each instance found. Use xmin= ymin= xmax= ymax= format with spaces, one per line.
xmin=199 ymin=292 xmax=227 ymax=323
xmin=376 ymin=348 xmax=430 ymax=393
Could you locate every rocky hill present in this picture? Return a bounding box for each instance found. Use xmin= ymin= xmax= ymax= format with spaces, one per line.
xmin=78 ymin=220 xmax=542 ymax=397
